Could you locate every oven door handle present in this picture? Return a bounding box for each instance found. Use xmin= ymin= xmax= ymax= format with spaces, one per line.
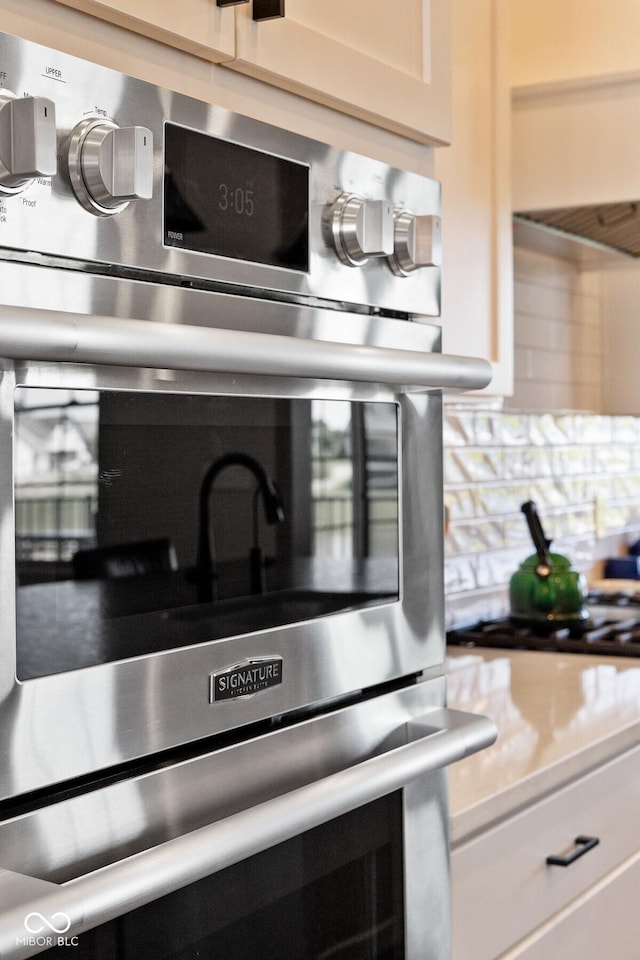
xmin=0 ymin=707 xmax=495 ymax=957
xmin=0 ymin=306 xmax=492 ymax=392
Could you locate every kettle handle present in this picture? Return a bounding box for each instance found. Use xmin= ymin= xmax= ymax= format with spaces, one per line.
xmin=521 ymin=501 xmax=552 ymax=578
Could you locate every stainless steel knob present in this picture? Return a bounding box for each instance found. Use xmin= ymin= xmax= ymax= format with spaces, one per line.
xmin=331 ymin=193 xmax=394 ymax=266
xmin=67 ymin=117 xmax=153 ymax=216
xmin=0 ymin=91 xmax=57 ymax=194
xmin=389 ymin=211 xmax=442 ymax=276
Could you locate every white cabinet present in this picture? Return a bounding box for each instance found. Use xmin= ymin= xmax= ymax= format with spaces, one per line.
xmin=451 ymin=743 xmax=640 ymax=960
xmin=51 ymin=0 xmax=451 ymax=145
xmin=504 ymin=852 xmax=640 ymax=960
xmin=434 ymin=0 xmax=513 ymax=396
xmin=228 ymin=0 xmax=450 ymax=144
xmin=50 ymin=0 xmax=236 ymax=62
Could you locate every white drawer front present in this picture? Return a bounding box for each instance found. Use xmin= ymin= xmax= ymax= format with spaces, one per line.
xmin=504 ymin=850 xmax=640 ymax=960
xmin=452 ymin=744 xmax=640 ymax=960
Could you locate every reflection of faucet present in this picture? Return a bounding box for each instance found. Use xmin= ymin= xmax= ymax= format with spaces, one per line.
xmin=196 ymin=452 xmax=285 ymax=602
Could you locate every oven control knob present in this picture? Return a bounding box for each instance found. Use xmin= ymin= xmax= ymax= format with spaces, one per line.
xmin=331 ymin=193 xmax=394 ymax=266
xmin=388 ymin=212 xmax=442 ymax=276
xmin=0 ymin=91 xmax=57 ymax=194
xmin=67 ymin=117 xmax=153 ymax=217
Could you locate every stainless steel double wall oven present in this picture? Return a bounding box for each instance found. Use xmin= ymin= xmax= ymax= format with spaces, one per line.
xmin=0 ymin=32 xmax=495 ymax=960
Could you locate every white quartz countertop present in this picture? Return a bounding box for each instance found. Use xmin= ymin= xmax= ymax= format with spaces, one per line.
xmin=446 ymin=647 xmax=640 ymax=845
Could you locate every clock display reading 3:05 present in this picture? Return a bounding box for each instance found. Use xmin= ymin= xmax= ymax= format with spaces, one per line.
xmin=164 ymin=122 xmax=309 ymax=271
xmin=218 ymin=183 xmax=255 ymax=216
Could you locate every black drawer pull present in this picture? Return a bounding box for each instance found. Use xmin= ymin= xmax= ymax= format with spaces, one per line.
xmin=216 ymin=0 xmax=283 ymax=14
xmin=546 ymin=835 xmax=600 ymax=867
xmin=253 ymin=0 xmax=285 ymax=20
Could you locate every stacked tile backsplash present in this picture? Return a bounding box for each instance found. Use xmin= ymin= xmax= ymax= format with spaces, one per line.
xmin=443 ymin=244 xmax=640 ymax=629
xmin=443 ymin=404 xmax=640 ymax=627
xmin=508 ymin=242 xmax=603 ymax=412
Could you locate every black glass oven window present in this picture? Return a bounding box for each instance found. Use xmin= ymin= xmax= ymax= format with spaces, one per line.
xmin=14 ymin=389 xmax=399 ymax=679
xmin=39 ymin=793 xmax=404 ymax=960
xmin=164 ymin=123 xmax=309 ymax=271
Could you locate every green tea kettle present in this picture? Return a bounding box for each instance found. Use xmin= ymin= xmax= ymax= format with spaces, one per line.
xmin=509 ymin=501 xmax=588 ymax=626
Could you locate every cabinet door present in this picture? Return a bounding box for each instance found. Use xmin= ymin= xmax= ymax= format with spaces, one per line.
xmin=51 ymin=0 xmax=236 ymax=62
xmin=227 ymin=0 xmax=451 ymax=145
xmin=434 ymin=0 xmax=513 ymax=395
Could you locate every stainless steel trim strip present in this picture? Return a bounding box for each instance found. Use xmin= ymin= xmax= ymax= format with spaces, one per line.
xmin=0 ymin=708 xmax=496 ymax=958
xmin=0 ymin=306 xmax=492 ymax=392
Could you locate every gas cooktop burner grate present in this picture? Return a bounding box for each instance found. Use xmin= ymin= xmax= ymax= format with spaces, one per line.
xmin=586 ymin=588 xmax=640 ymax=607
xmin=447 ymin=613 xmax=640 ymax=658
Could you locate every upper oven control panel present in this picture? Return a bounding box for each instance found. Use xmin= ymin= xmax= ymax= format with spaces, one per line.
xmin=0 ymin=31 xmax=441 ymax=317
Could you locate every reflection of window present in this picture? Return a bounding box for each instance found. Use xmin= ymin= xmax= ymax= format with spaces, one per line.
xmin=310 ymin=401 xmax=398 ymax=559
xmin=13 ymin=390 xmax=399 ymax=587
xmin=14 ymin=389 xmax=98 ymax=573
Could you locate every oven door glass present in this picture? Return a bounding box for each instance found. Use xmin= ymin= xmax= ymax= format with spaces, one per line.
xmin=40 ymin=793 xmax=404 ymax=960
xmin=14 ymin=388 xmax=399 ymax=680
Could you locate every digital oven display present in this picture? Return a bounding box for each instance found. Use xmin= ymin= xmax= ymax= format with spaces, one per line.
xmin=163 ymin=123 xmax=309 ymax=272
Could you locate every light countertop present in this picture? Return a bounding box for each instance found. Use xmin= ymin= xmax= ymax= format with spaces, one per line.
xmin=446 ymin=647 xmax=640 ymax=845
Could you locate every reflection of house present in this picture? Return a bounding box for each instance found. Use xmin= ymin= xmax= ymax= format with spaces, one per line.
xmin=14 ymin=414 xmax=52 ymax=477
xmin=16 ymin=413 xmax=95 ymax=478
xmin=310 ymin=402 xmax=398 ymax=558
xmin=14 ymin=398 xmax=99 ymax=568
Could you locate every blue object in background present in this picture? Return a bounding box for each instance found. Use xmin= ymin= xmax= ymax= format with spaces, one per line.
xmin=604 ymin=556 xmax=640 ymax=579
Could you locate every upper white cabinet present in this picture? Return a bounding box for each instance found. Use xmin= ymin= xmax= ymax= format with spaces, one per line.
xmin=228 ymin=0 xmax=450 ymax=144
xmin=51 ymin=0 xmax=237 ymax=62
xmin=51 ymin=0 xmax=451 ymax=145
xmin=434 ymin=0 xmax=513 ymax=396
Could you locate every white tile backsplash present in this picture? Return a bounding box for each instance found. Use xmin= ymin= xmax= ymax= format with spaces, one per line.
xmin=507 ymin=247 xmax=603 ymax=414
xmin=443 ymin=403 xmax=640 ymax=626
xmin=443 ymin=242 xmax=640 ymax=627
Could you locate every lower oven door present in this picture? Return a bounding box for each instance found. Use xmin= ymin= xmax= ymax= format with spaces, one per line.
xmin=0 ymin=680 xmax=495 ymax=960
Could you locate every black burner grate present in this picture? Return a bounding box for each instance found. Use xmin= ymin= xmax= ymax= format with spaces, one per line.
xmin=447 ymin=613 xmax=640 ymax=658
